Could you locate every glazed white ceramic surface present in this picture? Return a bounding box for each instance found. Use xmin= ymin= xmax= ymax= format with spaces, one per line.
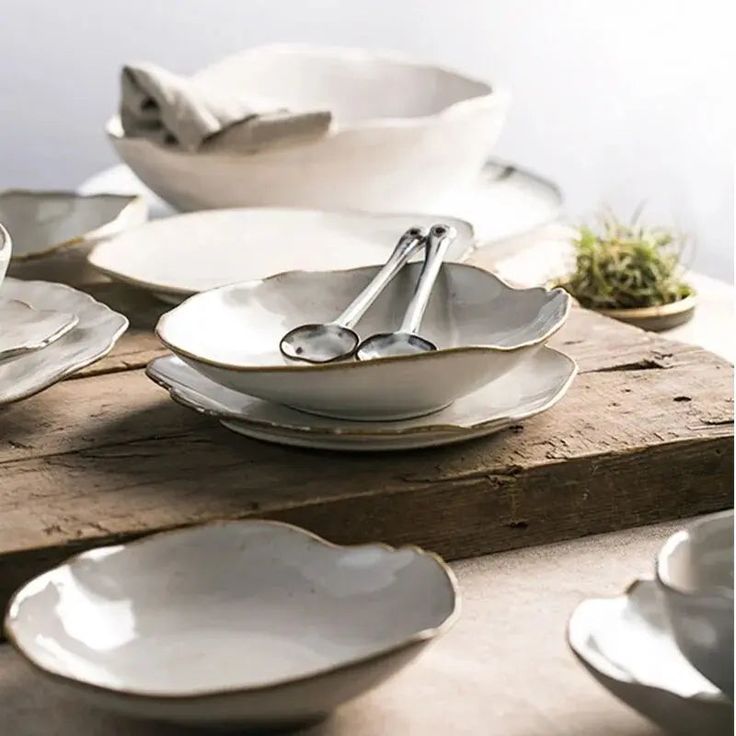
xmin=0 ymin=222 xmax=10 ymax=286
xmin=0 ymin=190 xmax=147 ymax=260
xmin=656 ymin=511 xmax=734 ymax=697
xmin=156 ymin=264 xmax=570 ymax=420
xmin=107 ymin=44 xmax=507 ymax=213
xmin=568 ymin=579 xmax=732 ymax=736
xmin=146 ymin=347 xmax=576 ymax=451
xmin=5 ymin=521 xmax=458 ymax=729
xmin=88 ymin=208 xmax=473 ymax=302
xmin=0 ymin=278 xmax=128 ymax=405
xmin=80 ymin=159 xmax=563 ymax=254
xmin=0 ymin=300 xmax=77 ymax=366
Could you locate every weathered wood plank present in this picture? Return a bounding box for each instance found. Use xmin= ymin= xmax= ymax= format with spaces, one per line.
xmin=0 ymin=309 xmax=732 ymax=612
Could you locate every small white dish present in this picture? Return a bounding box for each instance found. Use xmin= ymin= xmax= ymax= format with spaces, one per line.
xmin=0 ymin=300 xmax=77 ymax=366
xmin=568 ymin=579 xmax=733 ymax=735
xmin=656 ymin=510 xmax=734 ymax=697
xmin=5 ymin=520 xmax=458 ymax=730
xmin=156 ymin=264 xmax=570 ymax=421
xmin=0 ymin=190 xmax=147 ymax=260
xmin=146 ymin=347 xmax=576 ymax=451
xmin=0 ymin=278 xmax=128 ymax=405
xmin=107 ymin=44 xmax=507 ymax=213
xmin=88 ymin=208 xmax=474 ymax=304
xmin=81 ymin=159 xmax=563 ymax=258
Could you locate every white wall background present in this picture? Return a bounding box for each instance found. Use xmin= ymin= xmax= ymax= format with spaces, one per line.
xmin=1 ymin=0 xmax=733 ymax=278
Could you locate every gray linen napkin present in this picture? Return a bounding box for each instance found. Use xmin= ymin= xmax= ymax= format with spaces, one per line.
xmin=120 ymin=62 xmax=332 ymax=152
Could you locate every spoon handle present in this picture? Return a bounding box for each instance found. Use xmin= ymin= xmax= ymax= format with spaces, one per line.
xmin=399 ymin=224 xmax=457 ymax=334
xmin=335 ymin=227 xmax=427 ymax=328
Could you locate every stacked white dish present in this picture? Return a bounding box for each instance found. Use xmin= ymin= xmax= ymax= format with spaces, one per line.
xmin=149 ymin=231 xmax=572 ymax=450
xmin=0 ymin=223 xmax=129 ymax=405
xmin=568 ymin=511 xmax=734 ymax=735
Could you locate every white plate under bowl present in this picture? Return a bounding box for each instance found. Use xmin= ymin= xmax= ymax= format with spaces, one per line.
xmin=5 ymin=520 xmax=458 ymax=730
xmin=80 ymin=158 xmax=562 ymax=257
xmin=156 ymin=264 xmax=570 ymax=421
xmin=146 ymin=347 xmax=577 ymax=451
xmin=0 ymin=190 xmax=147 ymax=260
xmin=0 ymin=278 xmax=128 ymax=405
xmin=568 ymin=579 xmax=732 ymax=736
xmin=88 ymin=208 xmax=474 ymax=303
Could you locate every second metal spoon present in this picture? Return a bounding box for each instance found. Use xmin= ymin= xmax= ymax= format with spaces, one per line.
xmin=356 ymin=223 xmax=457 ymax=361
xmin=279 ymin=226 xmax=428 ymax=363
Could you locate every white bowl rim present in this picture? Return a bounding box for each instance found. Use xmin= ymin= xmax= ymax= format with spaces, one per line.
xmin=655 ymin=510 xmax=735 ymax=601
xmin=0 ymin=189 xmax=146 ymax=261
xmin=106 ymin=42 xmax=504 ymax=149
xmin=0 ymin=221 xmax=10 ymax=256
xmin=145 ymin=347 xmax=578 ymax=438
xmin=4 ymin=519 xmax=460 ymax=700
xmin=567 ymin=578 xmax=730 ymax=704
xmin=155 ymin=263 xmax=572 ymax=373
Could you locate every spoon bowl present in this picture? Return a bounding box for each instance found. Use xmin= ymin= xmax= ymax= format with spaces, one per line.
xmin=280 ymin=323 xmax=360 ymax=364
xmin=356 ymin=332 xmax=436 ymax=361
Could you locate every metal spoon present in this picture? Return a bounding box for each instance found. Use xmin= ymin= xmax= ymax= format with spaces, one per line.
xmin=279 ymin=226 xmax=428 ymax=363
xmin=356 ymin=223 xmax=457 ymax=361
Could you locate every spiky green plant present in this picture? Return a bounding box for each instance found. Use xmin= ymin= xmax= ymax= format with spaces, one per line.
xmin=555 ymin=210 xmax=694 ymax=310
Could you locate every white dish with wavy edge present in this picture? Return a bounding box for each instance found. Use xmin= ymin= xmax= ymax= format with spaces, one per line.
xmin=5 ymin=520 xmax=458 ymax=729
xmin=0 ymin=190 xmax=147 ymax=260
xmin=107 ymin=44 xmax=507 ymax=213
xmin=146 ymin=347 xmax=576 ymax=451
xmin=656 ymin=511 xmax=734 ymax=697
xmin=88 ymin=208 xmax=473 ymax=303
xmin=568 ymin=579 xmax=732 ymax=735
xmin=0 ymin=278 xmax=128 ymax=405
xmin=0 ymin=300 xmax=77 ymax=366
xmin=157 ymin=263 xmax=570 ymax=420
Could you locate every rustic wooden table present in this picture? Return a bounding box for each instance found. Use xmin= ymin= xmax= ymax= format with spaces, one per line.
xmin=1 ymin=223 xmax=733 ymax=734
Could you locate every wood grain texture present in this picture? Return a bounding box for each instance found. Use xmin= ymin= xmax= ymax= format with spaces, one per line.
xmin=0 ymin=298 xmax=732 ymax=612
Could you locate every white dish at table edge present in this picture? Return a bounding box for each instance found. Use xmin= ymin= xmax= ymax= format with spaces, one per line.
xmin=107 ymin=44 xmax=508 ymax=213
xmin=0 ymin=189 xmax=147 ymax=260
xmin=5 ymin=520 xmax=458 ymax=729
xmin=0 ymin=278 xmax=128 ymax=406
xmin=568 ymin=578 xmax=732 ymax=736
xmin=656 ymin=510 xmax=734 ymax=698
xmin=146 ymin=347 xmax=577 ymax=451
xmin=156 ymin=263 xmax=571 ymax=421
xmin=88 ymin=207 xmax=474 ymax=302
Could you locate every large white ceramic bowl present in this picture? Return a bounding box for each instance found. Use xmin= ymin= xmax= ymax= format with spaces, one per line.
xmin=5 ymin=521 xmax=458 ymax=730
xmin=156 ymin=264 xmax=570 ymax=420
xmin=107 ymin=44 xmax=508 ymax=212
xmin=656 ymin=511 xmax=734 ymax=697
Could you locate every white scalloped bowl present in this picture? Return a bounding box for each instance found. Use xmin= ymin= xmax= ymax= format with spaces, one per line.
xmin=157 ymin=263 xmax=571 ymax=420
xmin=107 ymin=44 xmax=508 ymax=212
xmin=5 ymin=521 xmax=458 ymax=729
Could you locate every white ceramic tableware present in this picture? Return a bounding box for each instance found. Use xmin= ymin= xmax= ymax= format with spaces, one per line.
xmin=0 ymin=278 xmax=128 ymax=405
xmin=147 ymin=347 xmax=576 ymax=451
xmin=0 ymin=190 xmax=146 ymax=260
xmin=157 ymin=264 xmax=570 ymax=421
xmin=88 ymin=208 xmax=473 ymax=305
xmin=0 ymin=222 xmax=10 ymax=285
xmin=656 ymin=510 xmax=734 ymax=697
xmin=0 ymin=300 xmax=77 ymax=366
xmin=80 ymin=159 xmax=563 ymax=253
xmin=5 ymin=520 xmax=458 ymax=729
xmin=107 ymin=44 xmax=507 ymax=212
xmin=568 ymin=579 xmax=732 ymax=735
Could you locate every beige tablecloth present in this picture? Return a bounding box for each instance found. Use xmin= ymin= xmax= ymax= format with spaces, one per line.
xmin=0 ymin=522 xmax=687 ymax=735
